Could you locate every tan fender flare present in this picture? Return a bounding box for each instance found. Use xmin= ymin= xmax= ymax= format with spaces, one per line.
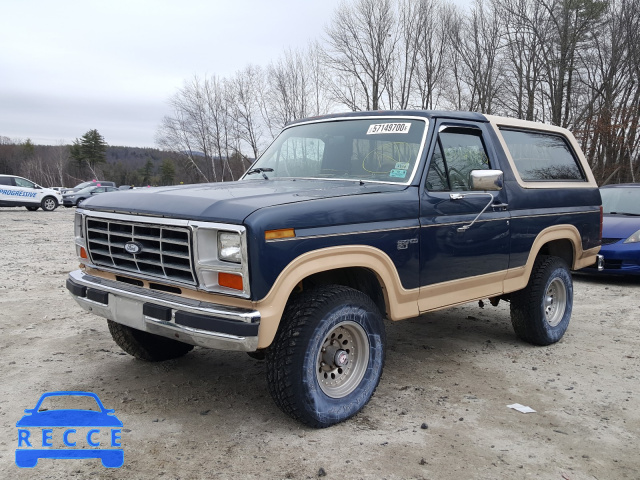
xmin=504 ymin=224 xmax=600 ymax=294
xmin=254 ymin=245 xmax=419 ymax=349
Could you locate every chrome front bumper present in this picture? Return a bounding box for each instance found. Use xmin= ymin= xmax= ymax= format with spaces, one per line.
xmin=66 ymin=270 xmax=260 ymax=351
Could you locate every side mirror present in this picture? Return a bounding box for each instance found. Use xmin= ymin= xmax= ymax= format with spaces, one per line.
xmin=470 ymin=170 xmax=503 ymax=191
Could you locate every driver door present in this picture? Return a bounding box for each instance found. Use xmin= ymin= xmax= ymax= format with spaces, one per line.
xmin=418 ymin=121 xmax=510 ymax=311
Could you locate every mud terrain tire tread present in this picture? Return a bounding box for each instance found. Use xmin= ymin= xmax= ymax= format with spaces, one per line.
xmin=266 ymin=284 xmax=385 ymax=428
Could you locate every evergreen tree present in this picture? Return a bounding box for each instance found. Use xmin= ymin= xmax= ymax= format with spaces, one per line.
xmin=140 ymin=158 xmax=155 ymax=185
xmin=70 ymin=129 xmax=108 ymax=175
xmin=160 ymin=158 xmax=176 ymax=185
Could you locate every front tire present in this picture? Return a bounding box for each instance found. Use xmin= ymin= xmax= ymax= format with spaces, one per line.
xmin=107 ymin=320 xmax=194 ymax=361
xmin=41 ymin=196 xmax=58 ymax=211
xmin=266 ymin=285 xmax=385 ymax=428
xmin=510 ymin=255 xmax=573 ymax=346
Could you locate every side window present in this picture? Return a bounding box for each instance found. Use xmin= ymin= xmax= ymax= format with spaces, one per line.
xmin=426 ymin=128 xmax=491 ymax=191
xmin=499 ymin=129 xmax=585 ymax=181
xmin=94 ymin=187 xmax=105 ymax=193
xmin=0 ymin=176 xmax=13 ymax=186
xmin=14 ymin=177 xmax=35 ymax=188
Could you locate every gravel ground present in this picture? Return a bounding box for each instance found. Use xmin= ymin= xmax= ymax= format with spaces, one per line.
xmin=0 ymin=206 xmax=638 ymax=479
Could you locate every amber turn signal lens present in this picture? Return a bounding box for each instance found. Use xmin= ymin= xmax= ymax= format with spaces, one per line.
xmin=80 ymin=247 xmax=88 ymax=259
xmin=265 ymin=228 xmax=295 ymax=240
xmin=218 ymin=272 xmax=243 ymax=291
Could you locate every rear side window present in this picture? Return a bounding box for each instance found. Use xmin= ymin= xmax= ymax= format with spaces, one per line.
xmin=500 ymin=129 xmax=585 ymax=181
xmin=0 ymin=176 xmax=13 ymax=186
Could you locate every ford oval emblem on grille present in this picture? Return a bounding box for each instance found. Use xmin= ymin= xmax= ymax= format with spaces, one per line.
xmin=124 ymin=241 xmax=143 ymax=255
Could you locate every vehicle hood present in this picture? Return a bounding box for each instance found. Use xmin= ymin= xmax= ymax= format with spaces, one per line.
xmin=16 ymin=410 xmax=123 ymax=427
xmin=602 ymin=214 xmax=640 ymax=239
xmin=42 ymin=187 xmax=62 ymax=197
xmin=80 ymin=179 xmax=405 ymax=224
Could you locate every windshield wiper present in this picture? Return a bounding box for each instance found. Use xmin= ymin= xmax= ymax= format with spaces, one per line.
xmin=245 ymin=168 xmax=274 ymax=180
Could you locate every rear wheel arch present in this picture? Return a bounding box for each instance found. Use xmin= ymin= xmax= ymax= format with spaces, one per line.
xmin=536 ymin=238 xmax=574 ymax=268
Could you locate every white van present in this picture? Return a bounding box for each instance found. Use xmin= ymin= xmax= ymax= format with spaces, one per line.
xmin=0 ymin=174 xmax=63 ymax=211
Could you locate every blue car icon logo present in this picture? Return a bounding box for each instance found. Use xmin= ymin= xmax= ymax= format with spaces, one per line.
xmin=16 ymin=391 xmax=123 ymax=468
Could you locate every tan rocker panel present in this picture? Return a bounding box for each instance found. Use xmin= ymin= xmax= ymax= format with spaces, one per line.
xmin=418 ymin=224 xmax=599 ymax=313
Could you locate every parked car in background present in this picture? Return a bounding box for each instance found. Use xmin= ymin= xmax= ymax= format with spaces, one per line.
xmin=63 ymin=180 xmax=116 ymax=194
xmin=62 ymin=185 xmax=119 ymax=207
xmin=0 ymin=174 xmax=63 ymax=211
xmin=585 ymin=184 xmax=640 ymax=275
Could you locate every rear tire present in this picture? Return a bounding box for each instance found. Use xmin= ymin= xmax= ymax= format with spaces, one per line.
xmin=510 ymin=255 xmax=573 ymax=346
xmin=266 ymin=285 xmax=385 ymax=428
xmin=107 ymin=320 xmax=194 ymax=361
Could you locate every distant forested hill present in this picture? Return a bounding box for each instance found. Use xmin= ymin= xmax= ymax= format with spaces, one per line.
xmin=0 ymin=138 xmax=245 ymax=188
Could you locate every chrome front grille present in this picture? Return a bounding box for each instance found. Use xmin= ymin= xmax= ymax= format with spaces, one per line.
xmin=85 ymin=217 xmax=196 ymax=285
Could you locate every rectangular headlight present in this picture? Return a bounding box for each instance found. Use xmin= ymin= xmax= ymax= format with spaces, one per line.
xmin=218 ymin=232 xmax=241 ymax=263
xmin=74 ymin=212 xmax=84 ymax=238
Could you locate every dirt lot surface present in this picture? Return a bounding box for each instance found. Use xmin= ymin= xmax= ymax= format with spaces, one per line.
xmin=1 ymin=206 xmax=638 ymax=480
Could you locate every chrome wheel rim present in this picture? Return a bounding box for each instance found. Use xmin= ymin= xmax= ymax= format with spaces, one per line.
xmin=316 ymin=321 xmax=369 ymax=398
xmin=43 ymin=198 xmax=56 ymax=210
xmin=544 ymin=277 xmax=567 ymax=327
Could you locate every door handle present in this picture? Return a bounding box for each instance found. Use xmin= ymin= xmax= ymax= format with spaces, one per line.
xmin=492 ymin=203 xmax=509 ymax=211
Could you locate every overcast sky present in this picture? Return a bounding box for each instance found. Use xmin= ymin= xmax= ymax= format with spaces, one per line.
xmin=1 ymin=0 xmax=350 ymax=147
xmin=1 ymin=0 xmax=471 ymax=149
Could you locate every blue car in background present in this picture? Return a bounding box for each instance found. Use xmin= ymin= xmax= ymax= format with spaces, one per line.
xmin=16 ymin=391 xmax=123 ymax=468
xmin=588 ymin=184 xmax=640 ymax=275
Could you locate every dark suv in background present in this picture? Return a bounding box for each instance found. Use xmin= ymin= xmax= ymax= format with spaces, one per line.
xmin=63 ymin=180 xmax=116 ymax=194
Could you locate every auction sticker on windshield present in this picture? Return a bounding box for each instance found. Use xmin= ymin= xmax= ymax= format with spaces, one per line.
xmin=366 ymin=123 xmax=411 ymax=134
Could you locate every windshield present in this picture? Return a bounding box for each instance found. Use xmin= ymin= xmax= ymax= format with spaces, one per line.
xmin=601 ymin=187 xmax=640 ymax=215
xmin=245 ymin=117 xmax=427 ymax=184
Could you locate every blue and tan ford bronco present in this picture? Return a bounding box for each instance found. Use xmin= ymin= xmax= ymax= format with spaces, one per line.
xmin=67 ymin=111 xmax=603 ymax=427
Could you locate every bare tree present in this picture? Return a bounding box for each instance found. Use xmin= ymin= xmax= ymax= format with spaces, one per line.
xmin=496 ymin=0 xmax=546 ymax=120
xmin=450 ymin=0 xmax=505 ymax=114
xmin=579 ymin=0 xmax=640 ymax=183
xmin=156 ymin=75 xmax=244 ymax=182
xmin=265 ymin=49 xmax=311 ymax=130
xmin=323 ymin=0 xmax=397 ymax=111
xmin=263 ymin=44 xmax=333 ymax=134
xmin=384 ymin=0 xmax=420 ymax=109
xmin=533 ymin=0 xmax=607 ymax=128
xmin=414 ymin=0 xmax=456 ymax=110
